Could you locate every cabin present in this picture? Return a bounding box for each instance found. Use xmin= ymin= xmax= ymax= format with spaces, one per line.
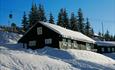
xmin=18 ymin=21 xmax=95 ymax=50
xmin=95 ymin=41 xmax=115 ymax=53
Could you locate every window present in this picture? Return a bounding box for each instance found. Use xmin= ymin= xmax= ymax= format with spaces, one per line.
xmin=101 ymin=48 xmax=104 ymax=52
xmin=62 ymin=39 xmax=67 ymax=46
xmin=73 ymin=41 xmax=78 ymax=48
xmin=86 ymin=43 xmax=91 ymax=50
xmin=45 ymin=38 xmax=52 ymax=44
xmin=108 ymin=48 xmax=111 ymax=52
xmin=63 ymin=39 xmax=66 ymax=42
xmin=112 ymin=48 xmax=114 ymax=52
xmin=37 ymin=27 xmax=42 ymax=35
xmin=29 ymin=41 xmax=36 ymax=46
xmin=68 ymin=40 xmax=71 ymax=47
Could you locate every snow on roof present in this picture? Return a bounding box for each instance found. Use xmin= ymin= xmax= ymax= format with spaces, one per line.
xmin=96 ymin=41 xmax=115 ymax=47
xmin=94 ymin=33 xmax=99 ymax=36
xmin=40 ymin=21 xmax=95 ymax=44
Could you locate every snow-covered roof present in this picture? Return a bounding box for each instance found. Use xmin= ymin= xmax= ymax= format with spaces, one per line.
xmin=94 ymin=33 xmax=99 ymax=37
xmin=96 ymin=41 xmax=115 ymax=47
xmin=39 ymin=21 xmax=95 ymax=44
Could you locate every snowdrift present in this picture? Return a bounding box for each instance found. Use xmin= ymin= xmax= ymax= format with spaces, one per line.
xmin=0 ymin=44 xmax=115 ymax=70
xmin=0 ymin=32 xmax=22 ymax=44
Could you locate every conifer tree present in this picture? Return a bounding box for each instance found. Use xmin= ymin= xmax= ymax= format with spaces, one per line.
xmin=49 ymin=12 xmax=54 ymax=24
xmin=22 ymin=12 xmax=28 ymax=32
xmin=57 ymin=8 xmax=69 ymax=29
xmin=110 ymin=35 xmax=113 ymax=41
xmin=91 ymin=28 xmax=94 ymax=36
xmin=113 ymin=35 xmax=115 ymax=41
xmin=85 ymin=18 xmax=93 ymax=37
xmin=57 ymin=9 xmax=63 ymax=27
xmin=29 ymin=4 xmax=47 ymax=28
xmin=29 ymin=3 xmax=38 ymax=28
xmin=77 ymin=8 xmax=85 ymax=34
xmin=38 ymin=4 xmax=47 ymax=22
xmin=70 ymin=12 xmax=78 ymax=31
xmin=63 ymin=9 xmax=69 ymax=29
xmin=104 ymin=30 xmax=110 ymax=41
xmin=98 ymin=31 xmax=102 ymax=37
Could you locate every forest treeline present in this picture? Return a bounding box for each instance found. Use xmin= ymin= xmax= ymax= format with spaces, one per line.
xmin=0 ymin=3 xmax=115 ymax=41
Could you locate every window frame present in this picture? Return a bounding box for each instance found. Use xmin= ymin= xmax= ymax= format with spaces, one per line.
xmin=29 ymin=40 xmax=36 ymax=46
xmin=112 ymin=48 xmax=114 ymax=52
xmin=62 ymin=39 xmax=67 ymax=46
xmin=73 ymin=41 xmax=78 ymax=48
xmin=101 ymin=48 xmax=104 ymax=52
xmin=108 ymin=48 xmax=111 ymax=52
xmin=67 ymin=39 xmax=71 ymax=47
xmin=37 ymin=27 xmax=42 ymax=35
xmin=45 ymin=38 xmax=52 ymax=44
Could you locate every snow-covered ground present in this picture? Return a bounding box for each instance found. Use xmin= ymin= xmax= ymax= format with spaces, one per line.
xmin=0 ymin=32 xmax=115 ymax=70
xmin=0 ymin=44 xmax=115 ymax=70
xmin=0 ymin=31 xmax=22 ymax=44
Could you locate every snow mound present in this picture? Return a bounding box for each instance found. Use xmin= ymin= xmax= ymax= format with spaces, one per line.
xmin=37 ymin=47 xmax=115 ymax=70
xmin=0 ymin=50 xmax=76 ymax=70
xmin=0 ymin=44 xmax=115 ymax=70
xmin=67 ymin=49 xmax=115 ymax=64
xmin=0 ymin=32 xmax=22 ymax=44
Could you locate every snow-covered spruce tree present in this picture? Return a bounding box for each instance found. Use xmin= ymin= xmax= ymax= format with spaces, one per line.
xmin=77 ymin=8 xmax=85 ymax=34
xmin=49 ymin=12 xmax=55 ymax=24
xmin=70 ymin=12 xmax=78 ymax=31
xmin=21 ymin=12 xmax=28 ymax=32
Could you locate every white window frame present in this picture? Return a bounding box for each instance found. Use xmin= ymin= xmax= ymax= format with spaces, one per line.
xmin=62 ymin=39 xmax=67 ymax=46
xmin=112 ymin=48 xmax=114 ymax=52
xmin=37 ymin=27 xmax=42 ymax=35
xmin=73 ymin=41 xmax=78 ymax=48
xmin=45 ymin=38 xmax=52 ymax=44
xmin=68 ymin=40 xmax=71 ymax=47
xmin=86 ymin=43 xmax=91 ymax=50
xmin=108 ymin=48 xmax=111 ymax=52
xmin=29 ymin=41 xmax=36 ymax=46
xmin=101 ymin=48 xmax=104 ymax=52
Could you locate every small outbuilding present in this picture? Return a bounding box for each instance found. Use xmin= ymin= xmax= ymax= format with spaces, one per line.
xmin=95 ymin=41 xmax=115 ymax=53
xmin=18 ymin=21 xmax=95 ymax=50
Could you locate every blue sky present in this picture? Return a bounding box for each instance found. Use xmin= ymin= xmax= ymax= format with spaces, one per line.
xmin=0 ymin=0 xmax=115 ymax=35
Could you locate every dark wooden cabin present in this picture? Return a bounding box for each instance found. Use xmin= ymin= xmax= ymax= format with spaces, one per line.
xmin=18 ymin=21 xmax=95 ymax=50
xmin=95 ymin=41 xmax=115 ymax=53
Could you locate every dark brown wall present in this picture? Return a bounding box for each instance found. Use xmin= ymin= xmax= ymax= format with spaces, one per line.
xmin=94 ymin=45 xmax=115 ymax=53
